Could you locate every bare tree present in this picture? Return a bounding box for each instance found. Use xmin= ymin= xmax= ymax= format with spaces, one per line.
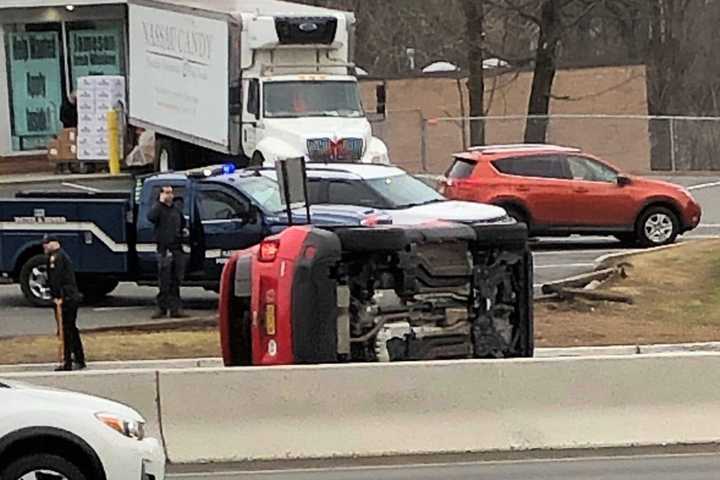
xmin=462 ymin=0 xmax=487 ymax=146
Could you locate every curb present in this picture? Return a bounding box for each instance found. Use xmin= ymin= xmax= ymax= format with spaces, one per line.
xmin=592 ymin=241 xmax=695 ymax=270
xmin=4 ymin=342 xmax=720 ymax=373
xmin=0 ymin=172 xmax=132 ymax=185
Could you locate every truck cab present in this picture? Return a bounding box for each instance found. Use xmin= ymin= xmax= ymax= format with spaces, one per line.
xmin=129 ymin=0 xmax=390 ymax=171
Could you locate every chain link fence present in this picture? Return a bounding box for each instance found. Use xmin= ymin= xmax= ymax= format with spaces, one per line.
xmin=371 ymin=113 xmax=720 ymax=174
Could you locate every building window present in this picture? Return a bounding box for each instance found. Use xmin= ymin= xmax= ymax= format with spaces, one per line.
xmin=5 ymin=24 xmax=64 ymax=151
xmin=4 ymin=19 xmax=125 ymax=152
xmin=67 ymin=21 xmax=125 ymax=91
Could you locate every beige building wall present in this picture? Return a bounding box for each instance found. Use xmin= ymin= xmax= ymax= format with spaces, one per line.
xmin=361 ymin=65 xmax=651 ymax=174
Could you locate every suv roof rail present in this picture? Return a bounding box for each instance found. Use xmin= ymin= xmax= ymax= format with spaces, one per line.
xmin=467 ymin=144 xmax=581 ymax=154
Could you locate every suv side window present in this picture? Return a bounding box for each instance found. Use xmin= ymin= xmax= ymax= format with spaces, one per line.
xmin=493 ymin=155 xmax=569 ymax=180
xmin=198 ymin=189 xmax=249 ymax=221
xmin=446 ymin=158 xmax=477 ymax=179
xmin=327 ymin=181 xmax=380 ymax=207
xmin=567 ymin=156 xmax=618 ymax=183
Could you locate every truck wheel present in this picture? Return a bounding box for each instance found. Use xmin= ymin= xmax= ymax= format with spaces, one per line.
xmin=250 ymin=152 xmax=265 ymax=167
xmin=155 ymin=134 xmax=183 ymax=171
xmin=79 ymin=279 xmax=119 ymax=302
xmin=1 ymin=453 xmax=87 ymax=480
xmin=19 ymin=254 xmax=53 ymax=307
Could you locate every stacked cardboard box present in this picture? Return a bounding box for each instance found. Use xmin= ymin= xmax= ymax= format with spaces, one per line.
xmin=77 ymin=75 xmax=126 ymax=160
xmin=48 ymin=128 xmax=78 ymax=164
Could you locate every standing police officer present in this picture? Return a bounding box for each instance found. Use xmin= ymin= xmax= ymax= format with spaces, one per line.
xmin=147 ymin=185 xmax=188 ymax=319
xmin=44 ymin=235 xmax=86 ymax=371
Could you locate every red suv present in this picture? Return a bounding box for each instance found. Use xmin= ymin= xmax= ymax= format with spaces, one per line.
xmin=441 ymin=144 xmax=702 ymax=246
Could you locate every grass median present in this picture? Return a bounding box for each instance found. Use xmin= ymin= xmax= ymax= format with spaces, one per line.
xmin=1 ymin=239 xmax=719 ymax=365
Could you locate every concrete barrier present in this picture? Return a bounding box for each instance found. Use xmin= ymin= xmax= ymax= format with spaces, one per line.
xmin=2 ymin=369 xmax=162 ymax=442
xmin=5 ymin=353 xmax=720 ymax=464
xmin=158 ymin=352 xmax=720 ymax=463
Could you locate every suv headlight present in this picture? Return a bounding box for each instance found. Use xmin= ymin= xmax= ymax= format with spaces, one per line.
xmin=95 ymin=412 xmax=145 ymax=440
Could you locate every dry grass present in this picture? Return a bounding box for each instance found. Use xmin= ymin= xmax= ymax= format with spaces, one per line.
xmin=0 ymin=329 xmax=220 ymax=365
xmin=536 ymin=239 xmax=720 ymax=347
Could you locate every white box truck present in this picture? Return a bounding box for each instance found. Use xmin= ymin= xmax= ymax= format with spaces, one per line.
xmin=127 ymin=0 xmax=389 ymax=171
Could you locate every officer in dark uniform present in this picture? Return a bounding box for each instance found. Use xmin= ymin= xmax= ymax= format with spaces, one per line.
xmin=43 ymin=235 xmax=86 ymax=371
xmin=147 ymin=185 xmax=188 ymax=319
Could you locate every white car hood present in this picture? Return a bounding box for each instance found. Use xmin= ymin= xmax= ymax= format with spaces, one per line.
xmin=3 ymin=380 xmax=142 ymax=421
xmin=387 ymin=200 xmax=509 ymax=225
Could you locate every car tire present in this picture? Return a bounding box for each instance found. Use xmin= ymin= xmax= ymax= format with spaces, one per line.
xmin=613 ymin=233 xmax=637 ymax=246
xmin=19 ymin=254 xmax=54 ymax=308
xmin=501 ymin=205 xmax=530 ymax=229
xmin=79 ymin=278 xmax=119 ymax=303
xmin=335 ymin=227 xmax=408 ymax=252
xmin=1 ymin=453 xmax=87 ymax=480
xmin=636 ymin=206 xmax=679 ymax=247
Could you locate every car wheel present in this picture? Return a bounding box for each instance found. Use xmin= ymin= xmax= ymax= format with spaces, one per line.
xmin=502 ymin=205 xmax=529 ymax=228
xmin=613 ymin=233 xmax=637 ymax=246
xmin=19 ymin=254 xmax=54 ymax=307
xmin=1 ymin=453 xmax=87 ymax=480
xmin=636 ymin=206 xmax=679 ymax=247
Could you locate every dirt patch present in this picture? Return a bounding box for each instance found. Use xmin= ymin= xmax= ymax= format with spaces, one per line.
xmin=536 ymin=240 xmax=720 ymax=347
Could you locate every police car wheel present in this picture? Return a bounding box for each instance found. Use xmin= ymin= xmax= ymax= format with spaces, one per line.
xmin=19 ymin=254 xmax=54 ymax=308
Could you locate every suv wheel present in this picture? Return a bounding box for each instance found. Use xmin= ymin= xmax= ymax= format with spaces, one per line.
xmin=1 ymin=454 xmax=87 ymax=480
xmin=636 ymin=206 xmax=679 ymax=247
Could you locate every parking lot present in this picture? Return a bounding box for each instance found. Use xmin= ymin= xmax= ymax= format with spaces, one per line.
xmin=1 ymin=174 xmax=718 ymax=338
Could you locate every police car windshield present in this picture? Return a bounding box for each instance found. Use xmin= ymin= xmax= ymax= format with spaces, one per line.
xmin=239 ymin=176 xmax=283 ymax=213
xmin=366 ymin=174 xmax=445 ymax=209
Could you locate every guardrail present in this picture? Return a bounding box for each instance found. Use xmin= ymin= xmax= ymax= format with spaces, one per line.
xmin=5 ymin=353 xmax=720 ymax=464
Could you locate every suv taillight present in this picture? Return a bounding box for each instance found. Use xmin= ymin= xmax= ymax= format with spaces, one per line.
xmin=258 ymin=239 xmax=280 ymax=262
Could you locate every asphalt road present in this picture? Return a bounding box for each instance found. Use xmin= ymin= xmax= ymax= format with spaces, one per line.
xmin=0 ymin=174 xmax=718 ymax=338
xmin=168 ymin=453 xmax=720 ymax=480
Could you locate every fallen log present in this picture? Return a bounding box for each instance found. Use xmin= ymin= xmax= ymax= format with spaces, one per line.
xmin=555 ymin=287 xmax=634 ymax=304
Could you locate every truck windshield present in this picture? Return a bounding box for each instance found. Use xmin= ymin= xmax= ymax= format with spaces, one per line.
xmin=239 ymin=176 xmax=283 ymax=213
xmin=365 ymin=174 xmax=445 ymax=209
xmin=264 ymin=81 xmax=364 ymax=118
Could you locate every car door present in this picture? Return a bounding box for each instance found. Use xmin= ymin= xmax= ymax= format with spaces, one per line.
xmin=565 ymin=155 xmax=634 ymax=227
xmin=493 ymin=155 xmax=575 ymax=227
xmin=196 ymin=184 xmax=266 ymax=280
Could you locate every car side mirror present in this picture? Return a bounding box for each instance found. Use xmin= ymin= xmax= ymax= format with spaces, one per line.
xmin=617 ymin=175 xmax=631 ymax=187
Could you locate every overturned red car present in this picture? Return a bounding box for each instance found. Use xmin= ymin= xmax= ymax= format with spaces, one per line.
xmin=218 ymin=222 xmax=533 ymax=366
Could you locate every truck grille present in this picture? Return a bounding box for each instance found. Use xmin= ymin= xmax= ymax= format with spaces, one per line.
xmin=307 ymin=137 xmax=364 ymax=162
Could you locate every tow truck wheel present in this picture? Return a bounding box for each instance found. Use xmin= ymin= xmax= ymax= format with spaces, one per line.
xmin=250 ymin=152 xmax=265 ymax=167
xmin=78 ymin=279 xmax=120 ymax=303
xmin=19 ymin=254 xmax=53 ymax=308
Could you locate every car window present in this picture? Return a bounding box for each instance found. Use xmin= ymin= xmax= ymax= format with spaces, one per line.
xmin=492 ymin=155 xmax=569 ymax=180
xmin=198 ymin=189 xmax=248 ymax=221
xmin=327 ymin=181 xmax=380 ymax=208
xmin=307 ymin=179 xmax=326 ymax=204
xmin=446 ymin=158 xmax=477 ymax=179
xmin=567 ymin=156 xmax=618 ymax=183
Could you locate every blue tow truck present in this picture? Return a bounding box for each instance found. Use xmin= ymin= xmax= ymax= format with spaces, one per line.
xmin=0 ymin=165 xmax=388 ymax=306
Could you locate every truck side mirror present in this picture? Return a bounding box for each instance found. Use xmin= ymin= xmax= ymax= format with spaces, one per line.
xmin=376 ymin=84 xmax=386 ymax=116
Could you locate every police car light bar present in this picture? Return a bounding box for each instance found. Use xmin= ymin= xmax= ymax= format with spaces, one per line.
xmin=187 ymin=163 xmax=237 ymax=179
